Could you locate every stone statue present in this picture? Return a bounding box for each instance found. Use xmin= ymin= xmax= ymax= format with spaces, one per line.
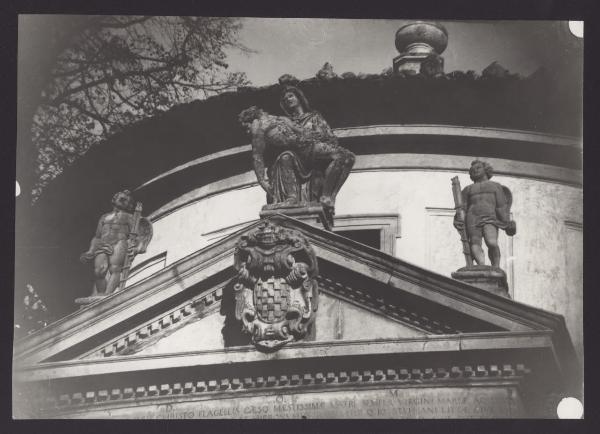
xmin=279 ymin=83 xmax=340 ymax=205
xmin=238 ymin=105 xmax=355 ymax=214
xmin=233 ymin=219 xmax=319 ymax=350
xmin=451 ymin=161 xmax=516 ymax=298
xmin=80 ymin=190 xmax=153 ymax=298
xmin=453 ymin=160 xmax=516 ymax=267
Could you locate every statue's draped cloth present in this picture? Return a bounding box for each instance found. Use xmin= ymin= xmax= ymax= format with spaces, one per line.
xmin=267 ymin=111 xmax=336 ymax=205
xmin=462 ymin=181 xmax=513 ymax=240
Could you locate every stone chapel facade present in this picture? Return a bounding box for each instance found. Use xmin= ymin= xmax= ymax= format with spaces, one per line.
xmin=13 ymin=21 xmax=582 ymax=419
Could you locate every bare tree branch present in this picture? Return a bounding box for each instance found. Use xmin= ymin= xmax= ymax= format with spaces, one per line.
xmin=31 ymin=16 xmax=250 ymax=201
xmin=94 ymin=16 xmax=153 ymax=29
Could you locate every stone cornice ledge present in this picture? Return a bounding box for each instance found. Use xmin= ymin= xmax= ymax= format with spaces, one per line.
xmin=336 ymin=125 xmax=580 ymax=148
xmin=15 ymin=215 xmax=576 ymax=367
xmin=295 ymin=217 xmax=565 ymax=332
xmin=279 ymin=216 xmax=578 ymax=381
xmin=13 ymin=220 xmax=265 ymax=364
xmin=138 ymin=124 xmax=581 ymax=191
xmin=15 ymin=330 xmax=554 ymax=382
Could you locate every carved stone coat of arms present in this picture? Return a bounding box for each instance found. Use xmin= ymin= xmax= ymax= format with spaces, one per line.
xmin=233 ymin=221 xmax=319 ymax=350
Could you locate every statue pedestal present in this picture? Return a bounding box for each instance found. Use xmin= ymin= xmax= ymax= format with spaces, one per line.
xmin=259 ymin=202 xmax=332 ymax=231
xmin=452 ymin=265 xmax=510 ymax=299
xmin=75 ymin=295 xmax=108 ymax=309
xmin=393 ymin=53 xmax=430 ymax=74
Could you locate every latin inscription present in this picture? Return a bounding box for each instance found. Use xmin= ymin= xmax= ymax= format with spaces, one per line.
xmin=69 ymin=386 xmax=524 ymax=419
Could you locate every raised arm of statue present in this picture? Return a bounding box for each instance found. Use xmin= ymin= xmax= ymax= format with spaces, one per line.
xmin=251 ymin=120 xmax=273 ymax=195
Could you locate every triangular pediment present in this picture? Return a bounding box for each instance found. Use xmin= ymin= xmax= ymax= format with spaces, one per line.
xmin=77 ymin=291 xmax=428 ymax=360
xmin=13 ymin=214 xmax=577 ymax=377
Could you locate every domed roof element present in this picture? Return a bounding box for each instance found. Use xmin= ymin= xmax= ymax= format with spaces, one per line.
xmin=395 ymin=21 xmax=448 ymax=55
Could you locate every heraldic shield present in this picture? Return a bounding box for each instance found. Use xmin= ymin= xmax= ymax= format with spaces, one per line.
xmin=233 ymin=220 xmax=319 ymax=350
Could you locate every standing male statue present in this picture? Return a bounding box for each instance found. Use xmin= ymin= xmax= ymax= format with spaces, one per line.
xmin=453 ymin=160 xmax=516 ymax=268
xmin=80 ymin=190 xmax=153 ymax=298
xmin=238 ymin=105 xmax=355 ymax=214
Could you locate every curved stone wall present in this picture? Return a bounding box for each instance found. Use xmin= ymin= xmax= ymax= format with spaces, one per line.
xmin=19 ymin=84 xmax=582 ymax=325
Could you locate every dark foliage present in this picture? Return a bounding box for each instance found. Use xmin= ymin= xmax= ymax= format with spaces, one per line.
xmin=32 ymin=16 xmax=250 ymax=200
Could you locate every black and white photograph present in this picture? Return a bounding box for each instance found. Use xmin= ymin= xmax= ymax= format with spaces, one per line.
xmin=13 ymin=16 xmax=584 ymax=419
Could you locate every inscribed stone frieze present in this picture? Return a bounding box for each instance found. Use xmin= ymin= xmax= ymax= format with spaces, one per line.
xmin=60 ymin=385 xmax=524 ymax=419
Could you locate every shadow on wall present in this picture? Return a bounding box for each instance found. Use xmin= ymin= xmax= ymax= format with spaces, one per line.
xmin=220 ymin=279 xmax=252 ymax=347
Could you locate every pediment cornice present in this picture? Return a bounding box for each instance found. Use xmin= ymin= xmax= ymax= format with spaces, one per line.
xmin=14 ymin=214 xmax=577 ymax=382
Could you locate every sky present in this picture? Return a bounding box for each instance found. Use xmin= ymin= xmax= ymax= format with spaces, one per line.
xmin=225 ymin=19 xmax=583 ymax=87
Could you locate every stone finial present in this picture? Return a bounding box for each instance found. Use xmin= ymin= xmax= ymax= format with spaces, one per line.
xmin=393 ymin=21 xmax=448 ymax=75
xmin=481 ymin=61 xmax=513 ymax=79
xmin=278 ymin=74 xmax=300 ymax=86
xmin=395 ymin=21 xmax=448 ymax=55
xmin=316 ymin=62 xmax=338 ymax=80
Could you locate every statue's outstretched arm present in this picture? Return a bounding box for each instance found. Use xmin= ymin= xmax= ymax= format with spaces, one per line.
xmin=251 ymin=123 xmax=272 ymax=194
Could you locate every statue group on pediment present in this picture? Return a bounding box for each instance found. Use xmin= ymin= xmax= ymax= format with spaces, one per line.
xmin=77 ymin=73 xmax=517 ymax=345
xmin=238 ymin=77 xmax=355 ymax=226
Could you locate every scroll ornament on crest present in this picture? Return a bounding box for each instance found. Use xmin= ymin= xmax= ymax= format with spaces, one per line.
xmin=233 ymin=220 xmax=319 ymax=350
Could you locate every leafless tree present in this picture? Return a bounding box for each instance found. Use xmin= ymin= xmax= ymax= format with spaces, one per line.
xmin=30 ymin=16 xmax=250 ymax=200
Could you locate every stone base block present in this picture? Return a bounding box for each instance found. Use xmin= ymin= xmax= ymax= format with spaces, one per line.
xmin=75 ymin=295 xmax=108 ymax=308
xmin=260 ymin=202 xmax=332 ymax=231
xmin=451 ymin=265 xmax=510 ymax=298
xmin=393 ymin=53 xmax=428 ymax=74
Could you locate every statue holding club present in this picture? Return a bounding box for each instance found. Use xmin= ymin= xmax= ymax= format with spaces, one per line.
xmin=79 ymin=190 xmax=153 ymax=301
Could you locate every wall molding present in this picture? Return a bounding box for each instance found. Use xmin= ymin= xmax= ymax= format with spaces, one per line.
xmin=146 ymin=155 xmax=582 ymax=222
xmin=128 ymin=252 xmax=168 ymax=283
xmin=139 ymin=124 xmax=580 ymax=189
xmin=41 ymin=362 xmax=531 ymax=417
